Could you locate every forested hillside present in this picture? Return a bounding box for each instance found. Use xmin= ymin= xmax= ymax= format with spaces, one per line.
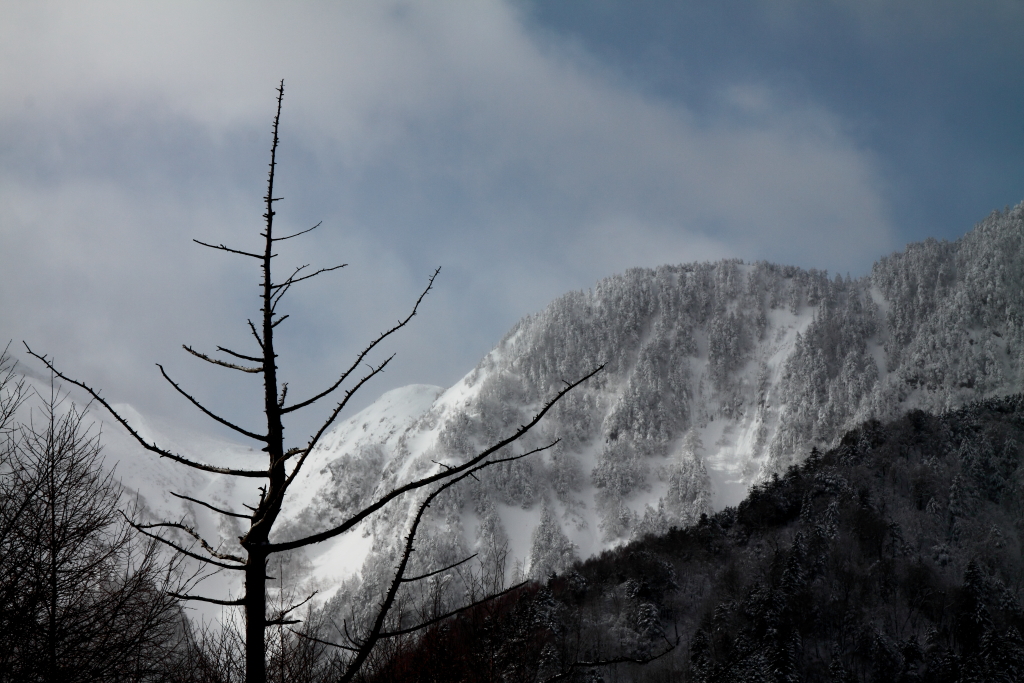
xmin=281 ymin=202 xmax=1022 ymax=635
xmin=370 ymin=393 xmax=1024 ymax=682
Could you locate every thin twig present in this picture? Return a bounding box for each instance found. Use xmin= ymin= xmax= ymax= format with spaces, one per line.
xmin=134 ymin=519 xmax=245 ymax=564
xmin=247 ymin=319 xmax=264 ymax=349
xmin=267 ymin=590 xmax=319 ymax=627
xmin=171 ymin=491 xmax=250 ymax=520
xmin=377 ymin=581 xmax=529 ymax=638
xmin=168 ymin=592 xmax=245 ymax=607
xmin=274 ymin=356 xmax=393 ymax=499
xmin=216 ymin=346 xmax=263 ymax=363
xmin=401 ymin=554 xmax=478 ymax=583
xmin=270 ymin=263 xmax=346 ymax=291
xmin=126 ymin=520 xmax=246 ymax=571
xmin=271 ymin=221 xmax=322 ymax=242
xmin=193 ymin=239 xmax=269 ymax=259
xmin=183 ymin=345 xmax=262 ymax=373
xmin=288 ymin=629 xmax=360 ymax=653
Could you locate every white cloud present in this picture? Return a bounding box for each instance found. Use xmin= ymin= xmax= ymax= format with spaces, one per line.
xmin=0 ymin=0 xmax=895 ymax=432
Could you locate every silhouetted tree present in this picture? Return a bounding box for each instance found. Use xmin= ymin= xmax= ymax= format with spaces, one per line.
xmin=26 ymin=81 xmax=599 ymax=683
xmin=0 ymin=360 xmax=183 ymax=682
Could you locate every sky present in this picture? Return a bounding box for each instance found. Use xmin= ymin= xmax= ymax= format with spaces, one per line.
xmin=1 ymin=0 xmax=1022 ymax=442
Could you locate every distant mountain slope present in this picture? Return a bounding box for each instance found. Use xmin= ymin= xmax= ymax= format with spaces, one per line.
xmin=272 ymin=203 xmax=1022 ymax=626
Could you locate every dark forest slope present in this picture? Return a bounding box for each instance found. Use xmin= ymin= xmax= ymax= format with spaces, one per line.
xmin=370 ymin=393 xmax=1024 ymax=683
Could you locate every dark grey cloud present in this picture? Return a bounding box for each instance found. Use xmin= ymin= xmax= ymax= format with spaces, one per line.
xmin=524 ymin=0 xmax=1024 ymax=245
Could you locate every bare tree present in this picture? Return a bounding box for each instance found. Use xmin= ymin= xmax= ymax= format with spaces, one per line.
xmin=0 ymin=346 xmax=32 ymax=663
xmin=0 ymin=371 xmax=185 ymax=682
xmin=26 ymin=81 xmax=600 ymax=683
xmin=0 ymin=345 xmax=26 ymax=437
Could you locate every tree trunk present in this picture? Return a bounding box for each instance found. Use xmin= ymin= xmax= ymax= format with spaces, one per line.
xmin=47 ymin=428 xmax=58 ymax=683
xmin=245 ymin=548 xmax=267 ymax=683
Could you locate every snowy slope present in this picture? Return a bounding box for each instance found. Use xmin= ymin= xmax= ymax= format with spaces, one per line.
xmin=15 ymin=202 xmax=1022 ymax=625
xmin=300 ymin=204 xmax=1023 ymax=622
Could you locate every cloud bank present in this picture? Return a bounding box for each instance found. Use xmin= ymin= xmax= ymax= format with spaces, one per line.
xmin=0 ymin=0 xmax=894 ymax=437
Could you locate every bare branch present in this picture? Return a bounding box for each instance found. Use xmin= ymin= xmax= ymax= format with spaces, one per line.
xmin=168 ymin=592 xmax=245 ymax=607
xmin=266 ymin=590 xmax=319 ymax=628
xmin=339 ymin=455 xmax=467 ymax=679
xmin=193 ymin=239 xmax=270 ymax=260
xmin=281 ymin=590 xmax=318 ymax=617
xmin=273 ymin=440 xmax=556 ymax=554
xmin=23 ymin=344 xmax=269 ymax=478
xmin=270 ymin=263 xmax=346 ymax=290
xmin=182 ymin=345 xmax=263 ymax=373
xmin=271 ymin=314 xmax=289 ymax=328
xmin=338 ymin=446 xmax=542 ymax=681
xmin=0 ymin=342 xmax=28 ymax=434
xmin=247 ymin=319 xmax=264 ymax=349
xmin=401 ymin=554 xmax=478 ymax=584
xmin=280 ymin=267 xmax=440 ymax=415
xmin=216 ymin=346 xmax=263 ymax=363
xmin=135 ymin=519 xmax=246 ymax=564
xmin=341 ymin=619 xmax=364 ymax=650
xmin=269 ymin=264 xmax=307 ymax=312
xmin=254 ymin=355 xmax=393 ymax=519
xmin=126 ymin=519 xmax=247 ymax=571
xmin=268 ymin=363 xmax=602 ymax=553
xmin=433 ymin=459 xmax=477 ymax=481
xmin=157 ymin=364 xmax=269 ymax=442
xmin=271 ymin=220 xmax=321 ymax=242
xmin=171 ymin=491 xmax=250 ymax=520
xmin=274 ymin=356 xmax=393 ymax=500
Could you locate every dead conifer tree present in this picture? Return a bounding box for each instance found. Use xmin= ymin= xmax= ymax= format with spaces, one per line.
xmin=26 ymin=81 xmax=600 ymax=683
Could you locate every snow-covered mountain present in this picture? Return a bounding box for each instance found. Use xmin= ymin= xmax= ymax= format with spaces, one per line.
xmin=278 ymin=203 xmax=1021 ymax=625
xmin=14 ymin=203 xmax=1023 ymax=624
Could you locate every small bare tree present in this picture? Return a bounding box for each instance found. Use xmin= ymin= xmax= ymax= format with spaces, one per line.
xmin=0 ymin=360 xmax=185 ymax=682
xmin=26 ymin=82 xmax=599 ymax=683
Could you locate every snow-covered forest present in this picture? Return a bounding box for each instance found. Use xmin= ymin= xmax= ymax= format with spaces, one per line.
xmin=257 ymin=202 xmax=1024 ymax=652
